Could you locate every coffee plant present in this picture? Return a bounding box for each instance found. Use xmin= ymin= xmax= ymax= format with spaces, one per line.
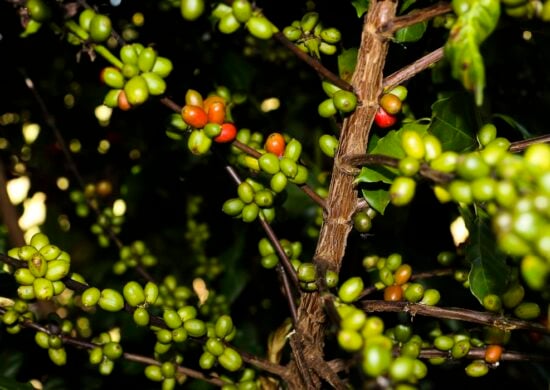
xmin=0 ymin=0 xmax=549 ymax=388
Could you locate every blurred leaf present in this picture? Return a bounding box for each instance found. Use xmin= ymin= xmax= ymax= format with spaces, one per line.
xmin=444 ymin=0 xmax=500 ymax=105
xmin=428 ymin=93 xmax=478 ymax=152
xmin=351 ymin=0 xmax=370 ymax=17
xmin=338 ymin=47 xmax=358 ymax=83
xmin=399 ymin=0 xmax=417 ymax=12
xmin=395 ymin=22 xmax=427 ymax=43
xmin=462 ymin=207 xmax=509 ymax=304
xmin=219 ymin=230 xmax=249 ymax=303
xmin=492 ymin=113 xmax=532 ymax=138
xmin=361 ymin=187 xmax=391 ymax=215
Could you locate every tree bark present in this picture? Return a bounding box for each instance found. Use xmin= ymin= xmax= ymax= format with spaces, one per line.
xmin=288 ymin=1 xmax=398 ymax=388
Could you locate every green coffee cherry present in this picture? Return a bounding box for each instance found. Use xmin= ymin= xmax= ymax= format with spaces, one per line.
xmin=184 ymin=318 xmax=207 ymax=337
xmin=181 ymin=0 xmax=205 ymax=21
xmin=124 ymin=75 xmax=149 ymax=106
xmin=300 ymin=12 xmax=319 ymax=33
xmin=451 ymin=338 xmax=471 ymax=359
xmin=337 ymin=329 xmax=363 ymax=352
xmin=319 ymin=134 xmax=339 ymax=158
xmin=145 ymin=364 xmax=163 ymax=381
xmin=45 ymin=260 xmax=70 ymax=281
xmin=199 ymin=351 xmax=216 ymax=370
xmin=390 ymin=176 xmax=416 ymax=206
xmin=362 ymin=343 xmax=392 ymax=377
xmin=48 ymin=347 xmax=67 ymax=366
xmin=434 ymin=335 xmax=454 ymax=351
xmin=401 ymin=130 xmax=425 ymax=160
xmin=142 ymin=72 xmax=167 ymax=96
xmin=247 ymin=16 xmax=274 ymax=40
xmin=513 ymin=301 xmax=541 ymax=320
xmin=258 ymin=153 xmax=280 ymax=174
xmin=219 ymin=13 xmax=241 ymax=34
xmin=318 ymin=98 xmax=337 ymax=118
xmin=465 ymin=360 xmax=489 ymax=377
xmin=98 ymin=288 xmax=125 ymax=312
xmin=232 ymin=0 xmax=252 ymax=23
xmin=218 ymin=347 xmax=243 ymax=372
xmin=338 ymin=277 xmax=364 ymax=303
xmin=333 ymin=90 xmax=357 ymax=113
xmin=33 ymin=277 xmax=54 ymax=300
xmin=89 ymin=14 xmax=112 ymax=42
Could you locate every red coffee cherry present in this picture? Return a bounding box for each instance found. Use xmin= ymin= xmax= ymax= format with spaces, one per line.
xmin=374 ymin=107 xmax=397 ymax=128
xmin=182 ymin=105 xmax=208 ymax=128
xmin=264 ymin=133 xmax=286 ymax=157
xmin=214 ymin=122 xmax=237 ymax=143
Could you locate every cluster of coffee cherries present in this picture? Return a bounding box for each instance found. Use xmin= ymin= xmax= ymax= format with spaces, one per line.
xmin=481 ymin=269 xmax=542 ymax=321
xmin=210 ymin=0 xmax=276 ymax=40
xmin=76 ymin=8 xmax=113 ymax=43
xmin=426 ymin=125 xmax=550 ymax=290
xmin=10 ymin=233 xmax=71 ymax=301
xmin=363 ymin=254 xmax=441 ymax=305
xmin=87 ymin=331 xmax=124 ymax=375
xmin=199 ymin=315 xmax=243 ymax=373
xmin=90 ymin=206 xmax=125 ymax=248
xmin=318 ymin=81 xmax=358 ymax=118
xmin=20 ymin=0 xmax=52 ymax=37
xmin=101 ymin=43 xmax=173 ymax=110
xmin=222 ymin=177 xmax=276 ymax=223
xmin=68 ymin=180 xmax=112 ymax=218
xmin=500 ymin=0 xmax=550 ymax=20
xmin=282 ymin=11 xmax=341 ymax=58
xmin=389 ymin=128 xmax=444 ymax=207
xmin=112 ymin=240 xmax=158 ymax=275
xmin=33 ymin=314 xmax=76 ymax=366
xmin=335 ymin=278 xmax=428 ymax=384
xmin=1 ymin=299 xmax=33 ymax=335
xmin=374 ymin=86 xmax=408 ymax=129
xmin=181 ymin=89 xmax=237 ymax=155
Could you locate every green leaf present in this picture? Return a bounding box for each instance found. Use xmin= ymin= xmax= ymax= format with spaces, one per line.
xmin=394 ymin=22 xmax=427 ymax=43
xmin=399 ymin=0 xmax=417 ymax=13
xmin=492 ymin=113 xmax=532 ymax=139
xmin=361 ymin=187 xmax=391 ymax=215
xmin=462 ymin=207 xmax=509 ymax=304
xmin=356 ymin=166 xmax=395 ymax=185
xmin=337 ymin=47 xmax=358 ymax=83
xmin=444 ymin=0 xmax=500 ymax=105
xmin=351 ymin=0 xmax=370 ymax=18
xmin=428 ymin=92 xmax=479 ymax=152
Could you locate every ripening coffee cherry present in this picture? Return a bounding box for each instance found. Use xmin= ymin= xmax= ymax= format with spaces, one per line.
xmin=379 ymin=93 xmax=402 ymax=115
xmin=182 ymin=105 xmax=208 ymax=129
xmin=484 ymin=344 xmax=503 ymax=364
xmin=264 ymin=132 xmax=286 ymax=156
xmin=89 ymin=14 xmax=112 ymax=42
xmin=214 ymin=123 xmax=237 ymax=143
xmin=181 ymin=0 xmax=205 ymax=21
xmin=206 ymin=101 xmax=226 ymax=124
xmin=374 ymin=106 xmax=397 ymax=128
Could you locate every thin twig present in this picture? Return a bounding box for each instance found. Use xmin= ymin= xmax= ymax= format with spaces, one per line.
xmin=223 ymin=165 xmax=300 ymax=323
xmin=272 ymin=32 xmax=353 ymax=92
xmin=509 ymin=134 xmax=550 ymax=152
xmin=382 ymin=46 xmax=445 ymax=90
xmin=361 ymin=300 xmax=550 ymax=334
xmin=378 ymin=2 xmax=453 ymax=35
xmin=417 ymin=347 xmax=550 ymax=362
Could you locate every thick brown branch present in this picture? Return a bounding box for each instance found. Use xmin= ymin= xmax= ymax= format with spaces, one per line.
xmin=361 ymin=300 xmax=550 ymax=334
xmin=378 ymin=2 xmax=453 ymax=35
xmin=383 ymin=46 xmax=445 ymax=90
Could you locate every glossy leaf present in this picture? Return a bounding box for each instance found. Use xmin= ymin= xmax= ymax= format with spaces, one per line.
xmin=395 ymin=22 xmax=427 ymax=43
xmin=445 ymin=0 xmax=500 ymax=105
xmin=428 ymin=93 xmax=478 ymax=152
xmin=361 ymin=187 xmax=391 ymax=215
xmin=492 ymin=113 xmax=532 ymax=139
xmin=463 ymin=207 xmax=509 ymax=304
xmin=351 ymin=0 xmax=370 ymax=18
